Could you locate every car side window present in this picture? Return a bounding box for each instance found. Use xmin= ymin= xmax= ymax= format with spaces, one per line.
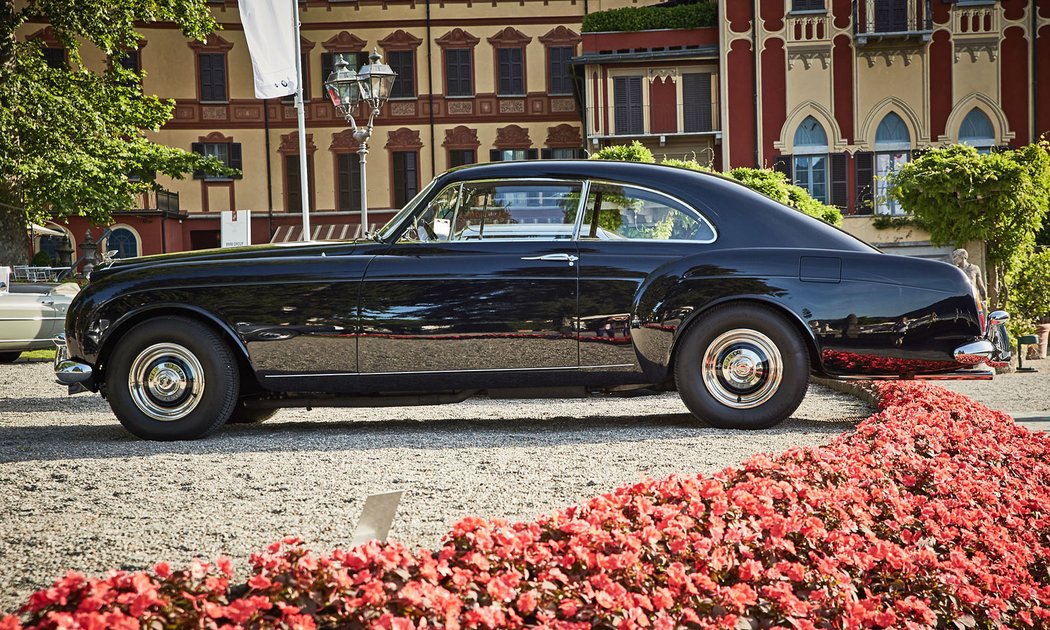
xmin=398 ymin=184 xmax=462 ymax=243
xmin=402 ymin=180 xmax=583 ymax=242
xmin=580 ymin=183 xmax=715 ymax=242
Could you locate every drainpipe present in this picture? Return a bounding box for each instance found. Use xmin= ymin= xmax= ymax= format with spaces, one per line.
xmin=264 ymin=99 xmax=274 ymax=241
xmin=1033 ymin=0 xmax=1039 ymax=143
xmin=752 ymin=0 xmax=760 ymax=168
xmin=427 ymin=0 xmax=437 ymax=177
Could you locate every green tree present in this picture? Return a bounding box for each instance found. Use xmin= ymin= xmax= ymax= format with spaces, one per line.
xmin=1008 ymin=249 xmax=1050 ymax=325
xmin=0 ymin=1 xmax=228 ymax=265
xmin=888 ymin=143 xmax=1050 ymax=307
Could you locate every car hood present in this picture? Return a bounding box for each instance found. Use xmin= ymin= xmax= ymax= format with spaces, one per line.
xmin=90 ymin=240 xmax=370 ymax=280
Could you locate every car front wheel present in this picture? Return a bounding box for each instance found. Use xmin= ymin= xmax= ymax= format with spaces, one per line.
xmin=106 ymin=317 xmax=240 ymax=440
xmin=675 ymin=304 xmax=809 ymax=430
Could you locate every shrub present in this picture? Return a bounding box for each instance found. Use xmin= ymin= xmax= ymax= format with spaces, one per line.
xmin=1009 ymin=249 xmax=1050 ymax=324
xmin=582 ymin=1 xmax=717 ymax=33
xmin=4 ymin=382 xmax=1049 ymax=628
xmin=589 ymin=141 xmax=655 ymax=163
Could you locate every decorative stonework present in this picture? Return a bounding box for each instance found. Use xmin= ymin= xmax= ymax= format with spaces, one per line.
xmin=499 ymin=100 xmax=526 ymax=114
xmin=329 ymin=129 xmax=360 ymax=152
xmin=175 ymin=105 xmax=196 ymax=120
xmin=188 ymin=34 xmax=234 ymax=52
xmin=545 ymin=124 xmax=581 ymax=148
xmin=233 ymin=106 xmax=261 ymax=120
xmin=787 ymin=49 xmax=831 ymax=70
xmin=442 ymin=125 xmax=480 ymax=148
xmin=199 ymin=131 xmax=234 ymax=144
xmin=323 ymin=32 xmax=366 ymax=53
xmin=202 ymin=106 xmax=228 ymax=121
xmin=386 ymin=127 xmax=423 ymax=150
xmin=436 ymin=28 xmax=480 ymax=49
xmin=447 ymin=101 xmax=474 ymax=115
xmin=487 ymin=27 xmax=532 ymax=47
xmin=954 ymin=41 xmax=998 ymax=63
xmin=648 ymin=68 xmax=678 ymax=83
xmin=379 ymin=30 xmax=423 ymax=50
xmin=857 ymin=47 xmax=918 ymax=68
xmin=495 ymin=124 xmax=532 ymax=148
xmin=390 ymin=102 xmax=417 ymax=116
xmin=550 ymin=98 xmax=576 ymax=113
xmin=278 ymin=132 xmax=317 ymax=155
xmin=538 ymin=25 xmax=581 ymax=46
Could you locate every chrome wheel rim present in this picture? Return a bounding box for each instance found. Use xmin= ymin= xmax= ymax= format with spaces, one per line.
xmin=128 ymin=343 xmax=205 ymax=421
xmin=701 ymin=329 xmax=782 ymax=409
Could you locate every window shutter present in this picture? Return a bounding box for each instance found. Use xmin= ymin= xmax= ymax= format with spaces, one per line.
xmin=854 ymin=151 xmax=874 ymax=215
xmin=191 ymin=142 xmax=205 ymax=179
xmin=229 ymin=143 xmax=243 ymax=178
xmin=772 ymin=154 xmax=793 ymax=180
xmin=683 ymin=73 xmax=712 ymax=132
xmin=614 ymin=77 xmax=643 ymax=135
xmin=527 ymin=148 xmax=539 ymax=160
xmin=541 ymin=148 xmax=553 ymax=160
xmin=830 ymin=153 xmax=848 ymax=208
xmin=489 ymin=149 xmax=501 ymax=162
xmin=321 ymin=53 xmax=333 ymax=94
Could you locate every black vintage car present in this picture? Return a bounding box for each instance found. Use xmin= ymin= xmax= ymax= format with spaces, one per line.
xmin=56 ymin=161 xmax=1009 ymax=440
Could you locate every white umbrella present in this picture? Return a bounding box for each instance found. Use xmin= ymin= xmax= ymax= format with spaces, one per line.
xmin=27 ymin=223 xmax=64 ymax=237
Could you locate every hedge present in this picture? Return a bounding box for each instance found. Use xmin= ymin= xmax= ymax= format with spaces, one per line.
xmin=581 ymin=2 xmax=717 ymax=34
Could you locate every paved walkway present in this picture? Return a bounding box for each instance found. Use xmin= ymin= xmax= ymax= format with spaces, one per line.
xmin=937 ymin=357 xmax=1050 ymax=432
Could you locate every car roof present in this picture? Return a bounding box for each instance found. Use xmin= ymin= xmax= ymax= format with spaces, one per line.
xmin=434 ymin=160 xmax=874 ymax=252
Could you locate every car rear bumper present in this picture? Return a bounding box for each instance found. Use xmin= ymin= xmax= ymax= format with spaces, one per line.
xmin=53 ymin=334 xmax=94 ymax=394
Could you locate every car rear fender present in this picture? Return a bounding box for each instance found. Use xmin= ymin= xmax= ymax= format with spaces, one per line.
xmin=630 ymin=249 xmax=827 ymax=382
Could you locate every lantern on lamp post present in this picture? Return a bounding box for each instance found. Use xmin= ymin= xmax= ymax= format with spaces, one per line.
xmin=325 ymin=50 xmax=396 ymax=235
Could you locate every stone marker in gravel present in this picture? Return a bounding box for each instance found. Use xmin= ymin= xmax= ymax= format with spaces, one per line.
xmin=0 ymin=359 xmax=871 ymax=613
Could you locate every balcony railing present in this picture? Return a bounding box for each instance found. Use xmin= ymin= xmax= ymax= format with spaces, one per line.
xmin=854 ymin=0 xmax=932 ymax=43
xmin=156 ymin=189 xmax=180 ymax=214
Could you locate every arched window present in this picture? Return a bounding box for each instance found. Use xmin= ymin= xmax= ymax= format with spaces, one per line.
xmin=107 ymin=227 xmax=139 ymax=259
xmin=959 ymin=108 xmax=995 ymax=152
xmin=874 ymin=112 xmax=912 ymax=215
xmin=792 ymin=116 xmax=829 ymax=203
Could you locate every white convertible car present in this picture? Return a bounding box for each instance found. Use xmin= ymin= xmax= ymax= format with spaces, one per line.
xmin=0 ymin=281 xmax=78 ymax=362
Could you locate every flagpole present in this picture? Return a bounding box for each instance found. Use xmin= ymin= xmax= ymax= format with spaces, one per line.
xmin=291 ymin=0 xmax=311 ymax=241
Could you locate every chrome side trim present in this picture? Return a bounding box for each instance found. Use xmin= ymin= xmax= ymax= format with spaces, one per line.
xmin=263 ymin=363 xmax=637 ymax=379
xmin=0 ymin=317 xmax=65 ymax=322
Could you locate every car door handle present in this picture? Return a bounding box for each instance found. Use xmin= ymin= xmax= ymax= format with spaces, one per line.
xmin=40 ymin=298 xmax=54 ymax=306
xmin=521 ymin=253 xmax=578 ymax=266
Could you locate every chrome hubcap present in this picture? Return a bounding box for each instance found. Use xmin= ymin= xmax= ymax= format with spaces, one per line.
xmin=702 ymin=329 xmax=782 ymax=409
xmin=128 ymin=343 xmax=205 ymax=421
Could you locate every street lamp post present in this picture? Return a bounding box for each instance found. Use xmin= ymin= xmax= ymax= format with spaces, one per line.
xmin=325 ymin=50 xmax=396 ymax=236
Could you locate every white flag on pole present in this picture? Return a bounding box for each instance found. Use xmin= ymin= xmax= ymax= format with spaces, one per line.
xmin=238 ymin=0 xmax=298 ymax=99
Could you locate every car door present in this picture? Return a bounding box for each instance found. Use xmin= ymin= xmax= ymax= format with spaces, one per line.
xmin=0 ymin=289 xmax=61 ymax=351
xmin=575 ymin=181 xmax=718 ymax=378
xmin=358 ymin=178 xmax=583 ymax=388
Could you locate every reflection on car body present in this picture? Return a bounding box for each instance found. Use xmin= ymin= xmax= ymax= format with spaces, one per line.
xmin=55 ymin=160 xmax=1010 ymax=440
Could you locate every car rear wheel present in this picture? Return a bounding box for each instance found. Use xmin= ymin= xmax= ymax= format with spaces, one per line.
xmin=675 ymin=304 xmax=809 ymax=430
xmin=106 ymin=317 xmax=239 ymax=440
xmin=0 ymin=352 xmax=21 ymax=363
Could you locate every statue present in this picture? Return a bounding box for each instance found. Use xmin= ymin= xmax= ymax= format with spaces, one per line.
xmin=951 ymin=248 xmax=987 ymax=303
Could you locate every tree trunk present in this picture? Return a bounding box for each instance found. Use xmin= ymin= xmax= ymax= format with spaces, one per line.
xmin=0 ymin=202 xmax=29 ymax=266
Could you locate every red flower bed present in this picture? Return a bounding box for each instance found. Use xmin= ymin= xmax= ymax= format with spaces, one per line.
xmin=4 ymin=382 xmax=1049 ymax=628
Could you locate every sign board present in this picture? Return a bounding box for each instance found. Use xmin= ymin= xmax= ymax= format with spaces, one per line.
xmin=220 ymin=210 xmax=251 ymax=248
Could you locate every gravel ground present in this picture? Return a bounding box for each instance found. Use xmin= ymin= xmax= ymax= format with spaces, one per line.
xmin=0 ymin=358 xmax=873 ymax=612
xmin=937 ymin=357 xmax=1050 ymax=414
